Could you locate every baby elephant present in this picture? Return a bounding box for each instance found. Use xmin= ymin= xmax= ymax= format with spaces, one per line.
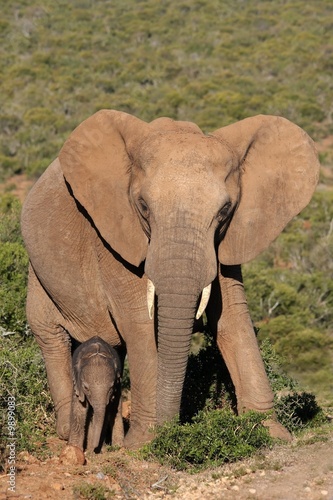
xmin=68 ymin=336 xmax=123 ymax=453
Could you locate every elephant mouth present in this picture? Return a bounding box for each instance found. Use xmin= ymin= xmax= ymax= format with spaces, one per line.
xmin=146 ymin=279 xmax=211 ymax=321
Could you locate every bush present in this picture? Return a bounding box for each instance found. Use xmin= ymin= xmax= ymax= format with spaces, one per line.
xmin=275 ymin=392 xmax=325 ymax=432
xmin=0 ymin=332 xmax=55 ymax=469
xmin=260 ymin=339 xmax=326 ymax=432
xmin=142 ymin=409 xmax=272 ymax=471
xmin=0 ymin=195 xmax=28 ymax=334
xmin=181 ymin=331 xmax=234 ymax=423
xmin=72 ymin=483 xmax=115 ymax=499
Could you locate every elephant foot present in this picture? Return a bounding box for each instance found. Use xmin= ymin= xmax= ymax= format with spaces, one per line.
xmin=111 ymin=431 xmax=124 ymax=448
xmin=124 ymin=424 xmax=155 ymax=450
xmin=263 ymin=418 xmax=292 ymax=442
xmin=55 ymin=399 xmax=72 ymax=440
xmin=59 ymin=445 xmax=86 ymax=466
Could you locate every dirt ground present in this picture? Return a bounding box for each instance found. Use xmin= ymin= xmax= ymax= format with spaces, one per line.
xmin=0 ymin=429 xmax=332 ymax=500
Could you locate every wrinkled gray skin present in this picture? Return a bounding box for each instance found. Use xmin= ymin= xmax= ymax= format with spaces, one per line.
xmin=69 ymin=336 xmax=123 ymax=451
xmin=21 ymin=110 xmax=320 ymax=449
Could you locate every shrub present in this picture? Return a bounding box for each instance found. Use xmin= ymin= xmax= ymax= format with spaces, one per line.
xmin=0 ymin=242 xmax=29 ymax=333
xmin=181 ymin=331 xmax=234 ymax=422
xmin=260 ymin=339 xmax=326 ymax=432
xmin=142 ymin=409 xmax=272 ymax=471
xmin=0 ymin=195 xmax=28 ymax=334
xmin=0 ymin=194 xmax=23 ymax=243
xmin=275 ymin=392 xmax=325 ymax=432
xmin=0 ymin=331 xmax=55 ymax=469
xmin=72 ymin=483 xmax=115 ymax=499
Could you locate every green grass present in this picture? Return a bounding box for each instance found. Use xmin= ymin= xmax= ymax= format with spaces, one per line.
xmin=73 ymin=483 xmax=115 ymax=499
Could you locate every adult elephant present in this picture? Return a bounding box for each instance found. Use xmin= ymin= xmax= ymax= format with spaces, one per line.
xmin=21 ymin=110 xmax=319 ymax=449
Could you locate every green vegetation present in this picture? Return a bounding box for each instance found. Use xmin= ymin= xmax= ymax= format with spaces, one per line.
xmin=73 ymin=483 xmax=115 ymax=499
xmin=1 ymin=0 xmax=333 ymax=180
xmin=260 ymin=339 xmax=326 ymax=432
xmin=0 ymin=332 xmax=55 ymax=458
xmin=142 ymin=410 xmax=272 ymax=471
xmin=0 ymin=195 xmax=28 ymax=333
xmin=0 ymin=0 xmax=332 ymax=470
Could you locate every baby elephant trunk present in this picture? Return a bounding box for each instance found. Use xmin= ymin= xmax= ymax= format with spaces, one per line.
xmin=90 ymin=404 xmax=107 ymax=451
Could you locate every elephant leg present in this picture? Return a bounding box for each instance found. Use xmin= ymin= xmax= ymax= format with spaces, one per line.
xmin=26 ymin=266 xmax=73 ymax=439
xmin=68 ymin=394 xmax=87 ymax=450
xmin=207 ymin=264 xmax=291 ymax=440
xmin=109 ymin=354 xmax=125 ymax=448
xmin=111 ymin=394 xmax=124 ymax=447
xmin=122 ymin=322 xmax=157 ymax=449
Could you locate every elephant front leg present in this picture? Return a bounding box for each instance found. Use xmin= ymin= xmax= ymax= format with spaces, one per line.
xmin=110 ymin=392 xmax=124 ymax=447
xmin=68 ymin=394 xmax=88 ymax=450
xmin=29 ymin=321 xmax=73 ymax=440
xmin=207 ymin=264 xmax=291 ymax=441
xmin=122 ymin=322 xmax=157 ymax=449
xmin=26 ymin=269 xmax=73 ymax=440
xmin=35 ymin=328 xmax=73 ymax=440
xmin=59 ymin=393 xmax=87 ymax=466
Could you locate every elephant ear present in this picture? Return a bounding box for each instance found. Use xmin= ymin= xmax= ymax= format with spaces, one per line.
xmin=59 ymin=110 xmax=149 ymax=267
xmin=74 ymin=378 xmax=86 ymax=404
xmin=72 ymin=362 xmax=86 ymax=403
xmin=212 ymin=115 xmax=320 ymax=265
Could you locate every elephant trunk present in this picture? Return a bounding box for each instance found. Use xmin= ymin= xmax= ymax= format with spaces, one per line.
xmin=146 ymin=221 xmax=217 ymax=426
xmin=89 ymin=404 xmax=106 ymax=451
xmin=156 ymin=288 xmax=199 ymax=424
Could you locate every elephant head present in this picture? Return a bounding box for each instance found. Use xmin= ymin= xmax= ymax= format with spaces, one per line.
xmin=60 ymin=110 xmax=319 ymax=425
xmin=72 ymin=336 xmax=121 ymax=451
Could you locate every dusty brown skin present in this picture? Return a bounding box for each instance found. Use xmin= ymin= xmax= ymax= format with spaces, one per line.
xmin=68 ymin=336 xmax=123 ymax=453
xmin=21 ymin=111 xmax=320 ymax=449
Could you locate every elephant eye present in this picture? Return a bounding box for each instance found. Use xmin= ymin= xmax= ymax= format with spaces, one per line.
xmin=82 ymin=382 xmax=90 ymax=394
xmin=136 ymin=197 xmax=151 ymax=238
xmin=139 ymin=198 xmax=149 ymax=217
xmin=217 ymin=202 xmax=231 ymax=222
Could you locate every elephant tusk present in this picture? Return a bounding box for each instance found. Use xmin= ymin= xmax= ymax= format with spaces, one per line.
xmin=147 ymin=279 xmax=155 ymax=320
xmin=196 ymin=284 xmax=212 ymax=320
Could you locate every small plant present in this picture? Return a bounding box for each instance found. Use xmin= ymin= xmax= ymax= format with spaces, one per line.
xmin=275 ymin=392 xmax=326 ymax=433
xmin=181 ymin=330 xmax=234 ymax=422
xmin=260 ymin=338 xmax=326 ymax=432
xmin=142 ymin=409 xmax=272 ymax=471
xmin=260 ymin=337 xmax=297 ymax=393
xmin=73 ymin=483 xmax=115 ymax=499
